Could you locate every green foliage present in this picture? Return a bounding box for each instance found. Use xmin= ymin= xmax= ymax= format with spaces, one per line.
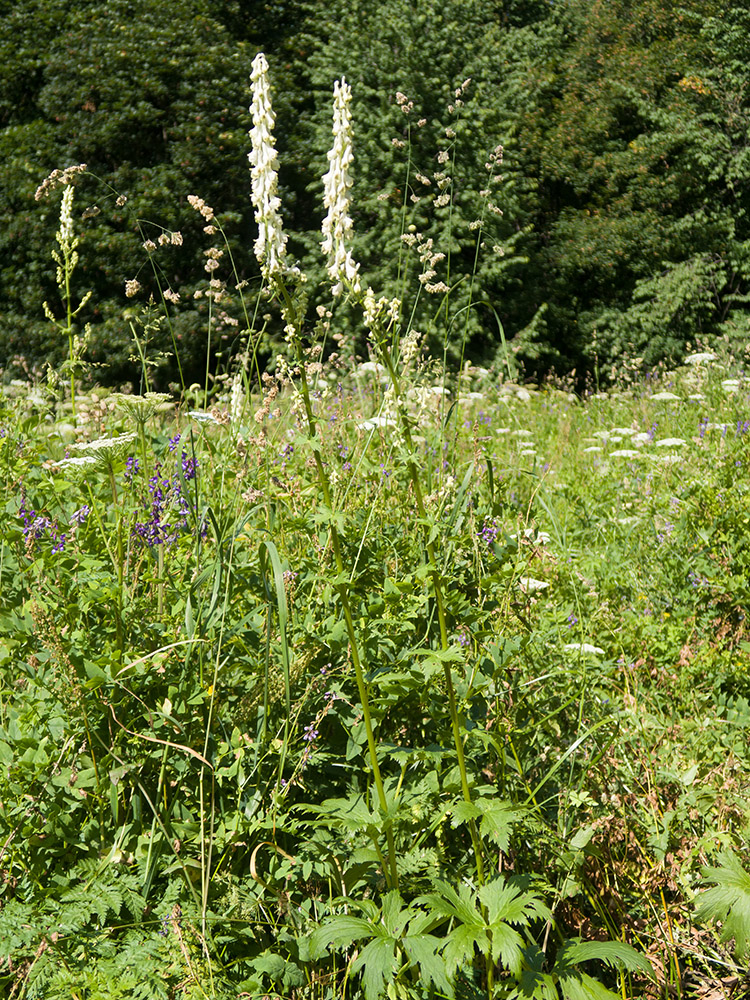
xmin=5 ymin=26 xmax=750 ymax=1000
xmin=695 ymin=851 xmax=750 ymax=962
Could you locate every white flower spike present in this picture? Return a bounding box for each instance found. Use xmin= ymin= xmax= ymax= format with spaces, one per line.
xmin=322 ymin=77 xmax=361 ymax=296
xmin=248 ymin=53 xmax=295 ymax=280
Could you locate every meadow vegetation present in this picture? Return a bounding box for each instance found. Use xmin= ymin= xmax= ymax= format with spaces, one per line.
xmin=1 ymin=43 xmax=750 ymax=1000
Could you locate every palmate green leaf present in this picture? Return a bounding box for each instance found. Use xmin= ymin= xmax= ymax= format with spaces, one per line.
xmin=695 ymin=850 xmax=750 ymax=960
xmin=418 ymin=879 xmax=484 ymax=930
xmin=479 ymin=877 xmax=550 ymax=929
xmin=442 ymin=921 xmax=490 ymax=977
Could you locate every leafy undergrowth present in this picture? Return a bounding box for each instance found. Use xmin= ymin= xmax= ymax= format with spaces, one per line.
xmin=2 ymin=353 xmax=750 ymax=999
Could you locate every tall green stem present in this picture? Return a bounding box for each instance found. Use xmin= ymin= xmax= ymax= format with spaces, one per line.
xmin=380 ymin=350 xmax=485 ymax=887
xmin=278 ymin=283 xmax=399 ymax=891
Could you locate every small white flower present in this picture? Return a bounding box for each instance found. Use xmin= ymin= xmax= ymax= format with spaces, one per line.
xmin=632 ymin=432 xmax=652 ymax=445
xmin=609 ymin=449 xmax=641 ymax=458
xmin=584 ymin=446 xmax=603 ymax=453
xmin=564 ymin=643 xmax=605 ymax=655
xmin=357 ymin=361 xmax=386 ymax=376
xmin=71 ymin=432 xmax=137 ymax=454
xmin=59 ymin=185 xmax=74 ymax=249
xmin=54 ymin=455 xmax=98 ymax=470
xmin=188 ymin=411 xmax=219 ymax=424
xmin=722 ymin=379 xmax=741 ymax=393
xmin=357 ymin=415 xmax=395 ymax=431
xmin=684 ymin=352 xmax=717 ymax=365
xmin=655 ymin=437 xmax=686 ymax=447
xmin=650 ymin=391 xmax=681 ymax=401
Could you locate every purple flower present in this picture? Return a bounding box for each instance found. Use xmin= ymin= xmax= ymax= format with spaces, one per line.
xmin=480 ymin=517 xmax=498 ymax=545
xmin=168 ymin=433 xmax=181 ymax=452
xmin=125 ymin=456 xmax=140 ymax=482
xmin=71 ymin=505 xmax=90 ymax=524
xmin=180 ymin=451 xmax=198 ymax=482
xmin=133 ymin=467 xmax=191 ymax=547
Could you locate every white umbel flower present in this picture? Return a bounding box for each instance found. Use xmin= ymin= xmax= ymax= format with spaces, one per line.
xmin=321 ymin=77 xmax=360 ymax=296
xmin=248 ymin=53 xmax=293 ymax=280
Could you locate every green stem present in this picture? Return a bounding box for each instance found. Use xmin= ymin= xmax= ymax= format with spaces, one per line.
xmin=278 ymin=281 xmax=399 ymax=891
xmin=381 ymin=350 xmax=485 ymax=887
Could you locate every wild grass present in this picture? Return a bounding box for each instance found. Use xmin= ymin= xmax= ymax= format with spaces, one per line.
xmin=2 ymin=55 xmax=750 ymax=1000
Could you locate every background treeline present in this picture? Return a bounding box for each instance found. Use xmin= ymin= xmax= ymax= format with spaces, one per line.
xmin=1 ymin=0 xmax=749 ymax=386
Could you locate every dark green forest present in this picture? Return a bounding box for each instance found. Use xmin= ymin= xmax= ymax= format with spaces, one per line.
xmin=2 ymin=0 xmax=749 ymax=385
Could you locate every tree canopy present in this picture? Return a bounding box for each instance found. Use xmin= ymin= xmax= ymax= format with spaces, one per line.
xmin=0 ymin=0 xmax=747 ymax=384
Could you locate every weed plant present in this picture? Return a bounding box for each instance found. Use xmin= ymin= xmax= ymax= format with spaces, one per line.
xmin=1 ymin=56 xmax=750 ymax=1000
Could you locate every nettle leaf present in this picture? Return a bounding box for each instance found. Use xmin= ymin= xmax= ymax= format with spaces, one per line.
xmin=450 ymin=799 xmax=482 ymax=828
xmin=696 ymin=850 xmax=750 ymax=960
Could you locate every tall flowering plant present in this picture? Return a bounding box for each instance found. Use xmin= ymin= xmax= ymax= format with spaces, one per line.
xmin=247 ymin=54 xmax=399 ymax=889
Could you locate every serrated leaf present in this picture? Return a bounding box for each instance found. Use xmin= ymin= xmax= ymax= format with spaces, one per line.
xmin=696 ymin=851 xmax=750 ymax=960
xmin=489 ymin=921 xmax=525 ymax=975
xmin=401 ymin=932 xmax=454 ymax=997
xmin=351 ymin=936 xmax=398 ymax=1000
xmin=450 ymin=800 xmax=482 ymax=827
xmin=308 ymin=915 xmax=373 ymax=958
xmin=478 ymin=799 xmax=518 ymax=851
xmin=558 ymin=938 xmax=653 ymax=977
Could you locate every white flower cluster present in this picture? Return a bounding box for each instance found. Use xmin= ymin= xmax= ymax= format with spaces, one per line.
xmin=363 ymin=288 xmax=401 ymax=332
xmin=59 ymin=186 xmax=75 ymax=251
xmin=248 ymin=53 xmax=294 ymax=280
xmin=321 ymin=78 xmax=361 ymax=296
